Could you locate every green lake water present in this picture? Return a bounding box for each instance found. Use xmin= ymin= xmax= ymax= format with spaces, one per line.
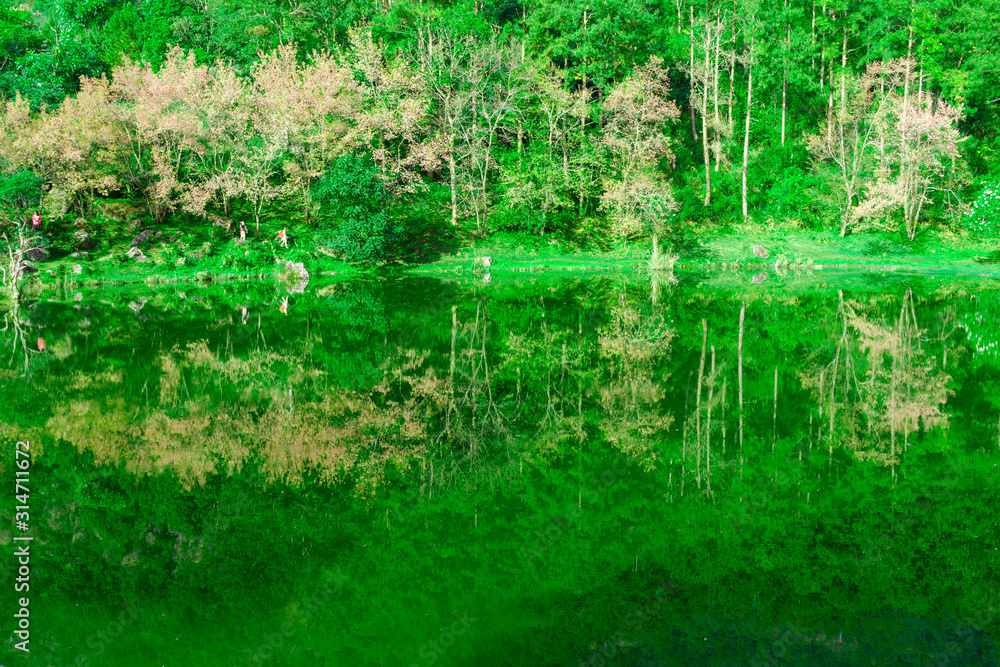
xmin=1 ymin=270 xmax=999 ymax=666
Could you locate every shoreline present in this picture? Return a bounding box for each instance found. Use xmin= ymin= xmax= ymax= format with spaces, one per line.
xmin=8 ymin=227 xmax=1000 ymax=294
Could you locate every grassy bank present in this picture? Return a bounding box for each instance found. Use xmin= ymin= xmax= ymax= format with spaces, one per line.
xmin=16 ymin=214 xmax=1000 ymax=294
xmin=412 ymin=225 xmax=1000 ymax=277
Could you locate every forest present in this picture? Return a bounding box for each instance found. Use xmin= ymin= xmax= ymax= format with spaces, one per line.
xmin=0 ymin=0 xmax=999 ymax=276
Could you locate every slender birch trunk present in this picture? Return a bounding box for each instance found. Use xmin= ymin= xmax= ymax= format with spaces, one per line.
xmin=702 ymin=22 xmax=713 ymax=205
xmin=741 ymin=34 xmax=754 ymax=221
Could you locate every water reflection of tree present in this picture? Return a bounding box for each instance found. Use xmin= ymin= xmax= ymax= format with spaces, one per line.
xmin=801 ymin=289 xmax=951 ymax=466
xmin=13 ymin=284 xmax=679 ymax=495
xmin=379 ymin=288 xmax=677 ymax=483
xmin=2 ymin=303 xmax=33 ymax=375
xmin=595 ymin=295 xmax=674 ymax=470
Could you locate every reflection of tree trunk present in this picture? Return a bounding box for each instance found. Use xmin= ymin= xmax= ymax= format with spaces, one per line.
xmin=683 ymin=370 xmax=692 ymax=473
xmin=696 ymin=319 xmax=707 ymax=488
xmin=738 ymin=303 xmax=745 ymax=473
xmin=829 ymin=291 xmax=847 ymax=454
xmin=447 ymin=305 xmax=458 ymax=435
xmin=5 ymin=303 xmax=32 ymax=375
xmin=707 ymin=345 xmax=715 ymax=488
xmin=772 ymin=366 xmax=778 ymax=451
xmin=721 ymin=378 xmax=727 ymax=456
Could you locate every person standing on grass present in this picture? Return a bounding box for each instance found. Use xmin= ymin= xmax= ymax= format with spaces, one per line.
xmin=31 ymin=211 xmax=40 ymax=233
xmin=239 ymin=220 xmax=248 ymax=241
xmin=277 ymin=228 xmax=288 ymax=248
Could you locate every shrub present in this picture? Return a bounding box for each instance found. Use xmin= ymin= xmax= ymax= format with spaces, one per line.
xmin=312 ymin=155 xmax=398 ymax=262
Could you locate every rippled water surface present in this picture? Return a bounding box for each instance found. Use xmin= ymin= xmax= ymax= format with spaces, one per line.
xmin=2 ymin=271 xmax=999 ymax=666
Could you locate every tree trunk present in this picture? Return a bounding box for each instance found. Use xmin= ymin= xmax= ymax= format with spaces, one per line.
xmin=713 ymin=15 xmax=723 ymax=172
xmin=781 ymin=23 xmax=788 ymax=147
xmin=820 ymin=2 xmax=826 ymax=91
xmin=901 ymin=28 xmax=913 ymax=232
xmin=839 ymin=199 xmax=851 ymax=237
xmin=448 ymin=139 xmax=458 ymax=226
xmin=741 ymin=35 xmax=754 ymax=222
xmin=840 ymin=26 xmax=847 ymax=116
xmin=702 ymin=23 xmax=712 ymax=206
xmin=579 ymin=94 xmax=587 ymax=216
xmin=689 ymin=6 xmax=699 ymax=143
xmin=811 ymin=1 xmax=816 ymax=74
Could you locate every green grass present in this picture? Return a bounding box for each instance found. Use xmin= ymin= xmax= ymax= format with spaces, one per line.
xmin=411 ymin=224 xmax=1000 ymax=277
xmin=18 ymin=205 xmax=1000 ymax=292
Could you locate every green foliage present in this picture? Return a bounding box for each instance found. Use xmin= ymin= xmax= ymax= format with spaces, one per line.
xmin=0 ymin=170 xmax=41 ymax=224
xmin=3 ymin=0 xmax=1000 ymax=259
xmin=0 ymin=0 xmax=102 ymax=109
xmin=0 ymin=6 xmax=43 ymax=69
xmin=964 ymin=179 xmax=1000 ymax=237
xmin=312 ymin=155 xmax=397 ymax=263
xmin=217 ymin=241 xmax=274 ymax=271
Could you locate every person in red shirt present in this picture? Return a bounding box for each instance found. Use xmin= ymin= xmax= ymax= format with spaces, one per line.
xmin=31 ymin=211 xmax=40 ymax=232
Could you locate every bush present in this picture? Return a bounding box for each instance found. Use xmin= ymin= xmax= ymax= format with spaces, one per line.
xmin=218 ymin=241 xmax=274 ymax=272
xmin=312 ymin=155 xmax=398 ymax=262
xmin=964 ymin=180 xmax=1000 ymax=238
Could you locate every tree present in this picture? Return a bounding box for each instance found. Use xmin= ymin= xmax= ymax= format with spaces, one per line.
xmin=422 ymin=30 xmax=528 ymax=235
xmin=807 ymin=63 xmax=893 ymax=236
xmin=854 ymin=59 xmax=966 ymax=240
xmin=250 ymin=43 xmax=361 ymax=226
xmin=500 ymin=66 xmax=583 ymax=232
xmin=352 ymin=31 xmax=438 ymax=197
xmin=0 ymin=79 xmax=121 ymax=220
xmin=599 ymin=56 xmax=681 ymax=264
xmin=110 ymin=47 xmax=216 ymax=222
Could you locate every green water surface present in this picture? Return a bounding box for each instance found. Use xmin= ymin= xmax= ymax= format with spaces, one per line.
xmin=1 ymin=270 xmax=998 ymax=666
